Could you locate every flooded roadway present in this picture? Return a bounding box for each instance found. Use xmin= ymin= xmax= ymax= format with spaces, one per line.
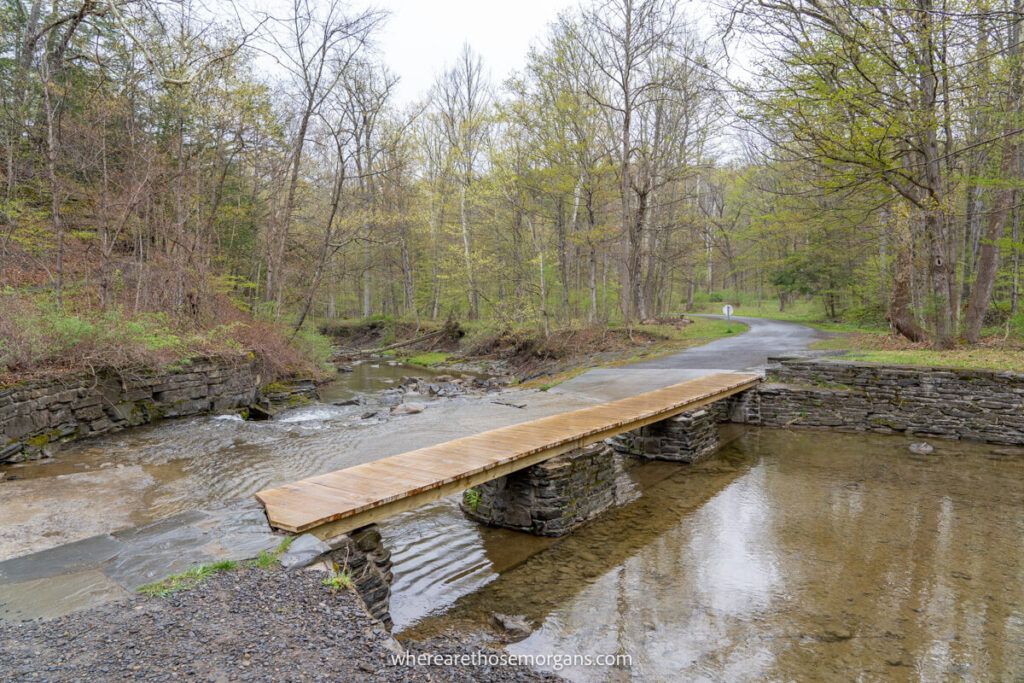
xmin=0 ymin=363 xmax=1022 ymax=680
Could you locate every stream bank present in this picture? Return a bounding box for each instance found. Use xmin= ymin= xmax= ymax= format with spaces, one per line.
xmin=0 ymin=565 xmax=556 ymax=682
xmin=322 ymin=316 xmax=747 ymax=386
xmin=0 ymin=355 xmax=332 ymax=466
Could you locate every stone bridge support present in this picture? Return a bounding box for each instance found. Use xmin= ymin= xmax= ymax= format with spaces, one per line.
xmin=462 ymin=442 xmax=619 ymax=537
xmin=463 ymin=401 xmax=738 ymax=538
xmin=608 ymin=408 xmax=719 ymax=463
xmin=321 ymin=525 xmax=394 ymax=629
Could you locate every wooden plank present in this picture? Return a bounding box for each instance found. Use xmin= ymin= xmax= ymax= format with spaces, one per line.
xmin=255 ymin=372 xmax=759 ymax=534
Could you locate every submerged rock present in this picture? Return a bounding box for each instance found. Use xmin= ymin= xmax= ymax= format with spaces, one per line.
xmin=909 ymin=442 xmax=935 ymax=455
xmin=390 ymin=402 xmax=425 ymax=415
xmin=490 ymin=613 xmax=532 ymax=642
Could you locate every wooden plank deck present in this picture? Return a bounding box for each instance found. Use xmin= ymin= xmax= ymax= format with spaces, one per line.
xmin=255 ymin=372 xmax=760 ymax=538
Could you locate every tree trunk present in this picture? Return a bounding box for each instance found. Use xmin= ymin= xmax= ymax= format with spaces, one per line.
xmin=459 ymin=183 xmax=479 ymax=318
xmin=963 ymin=0 xmax=1022 ymax=343
xmin=888 ymin=221 xmax=928 ymax=342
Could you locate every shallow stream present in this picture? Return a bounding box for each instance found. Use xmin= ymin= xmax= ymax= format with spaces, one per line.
xmin=0 ymin=367 xmax=1021 ymax=680
xmin=383 ymin=428 xmax=1023 ymax=681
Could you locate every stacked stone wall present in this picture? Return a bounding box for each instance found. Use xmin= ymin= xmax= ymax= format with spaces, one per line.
xmin=1 ymin=358 xmax=261 ymax=463
xmin=327 ymin=525 xmax=394 ymax=629
xmin=609 ymin=408 xmax=720 ymax=462
xmin=463 ymin=442 xmax=619 ymax=537
xmin=733 ymin=358 xmax=1024 ymax=445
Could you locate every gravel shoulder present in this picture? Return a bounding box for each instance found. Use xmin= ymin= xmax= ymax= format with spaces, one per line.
xmin=0 ymin=566 xmax=558 ymax=682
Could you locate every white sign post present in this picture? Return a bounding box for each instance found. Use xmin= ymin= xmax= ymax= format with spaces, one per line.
xmin=722 ymin=304 xmax=734 ymax=320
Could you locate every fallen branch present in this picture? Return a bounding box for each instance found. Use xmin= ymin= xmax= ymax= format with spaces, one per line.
xmin=491 ymin=400 xmax=527 ymax=409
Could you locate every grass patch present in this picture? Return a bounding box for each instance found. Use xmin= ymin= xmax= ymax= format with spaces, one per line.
xmin=689 ymin=296 xmax=888 ymax=333
xmin=276 ymin=535 xmax=295 ymax=554
xmin=404 ymin=351 xmax=451 ymax=367
xmin=322 ymin=570 xmax=353 ymax=591
xmin=633 ymin=317 xmax=746 ymax=343
xmin=813 ymin=333 xmax=1024 ymax=372
xmin=250 ymin=550 xmax=278 ymax=569
xmin=247 ymin=535 xmax=297 ymax=570
xmin=137 ymin=560 xmax=239 ymax=597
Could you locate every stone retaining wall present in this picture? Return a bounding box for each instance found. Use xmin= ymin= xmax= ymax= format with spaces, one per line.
xmin=609 ymin=408 xmax=720 ymax=462
xmin=735 ymin=358 xmax=1024 ymax=445
xmin=463 ymin=442 xmax=619 ymax=537
xmin=1 ymin=359 xmax=262 ymax=464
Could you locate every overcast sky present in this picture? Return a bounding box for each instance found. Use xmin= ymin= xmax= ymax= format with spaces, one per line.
xmin=372 ymin=0 xmax=579 ymax=105
xmin=240 ymin=0 xmax=736 ymax=108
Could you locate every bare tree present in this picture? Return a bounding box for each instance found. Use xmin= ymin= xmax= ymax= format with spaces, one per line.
xmin=432 ymin=44 xmax=491 ymax=319
xmin=261 ymin=0 xmax=384 ymax=315
xmin=576 ymin=0 xmax=689 ymax=321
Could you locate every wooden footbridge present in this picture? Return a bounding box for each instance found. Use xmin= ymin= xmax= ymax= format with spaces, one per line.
xmin=255 ymin=372 xmax=760 ymax=538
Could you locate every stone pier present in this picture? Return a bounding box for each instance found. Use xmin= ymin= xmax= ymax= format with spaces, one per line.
xmin=462 ymin=442 xmax=619 ymax=537
xmin=609 ymin=408 xmax=720 ymax=463
xmin=324 ymin=525 xmax=394 ymax=629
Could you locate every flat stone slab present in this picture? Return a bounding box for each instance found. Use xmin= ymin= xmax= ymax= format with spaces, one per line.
xmin=0 ymin=569 xmax=131 ymax=622
xmin=279 ymin=534 xmax=331 ymax=570
xmin=0 ymin=498 xmax=280 ymax=620
xmin=0 ymin=534 xmax=124 ymax=583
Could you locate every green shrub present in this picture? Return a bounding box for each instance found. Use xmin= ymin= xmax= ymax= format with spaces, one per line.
xmin=322 ymin=570 xmax=353 ymax=591
xmin=292 ymin=328 xmax=335 ymax=371
xmin=1009 ymin=311 xmax=1024 ymax=338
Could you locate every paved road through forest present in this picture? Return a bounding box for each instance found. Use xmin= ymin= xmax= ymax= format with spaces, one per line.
xmin=555 ymin=315 xmax=827 ymax=401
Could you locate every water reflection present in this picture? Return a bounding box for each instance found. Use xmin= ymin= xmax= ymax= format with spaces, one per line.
xmin=395 ymin=429 xmax=1024 ymax=681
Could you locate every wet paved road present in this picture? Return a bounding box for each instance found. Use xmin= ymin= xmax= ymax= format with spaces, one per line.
xmin=555 ymin=316 xmax=827 ymax=401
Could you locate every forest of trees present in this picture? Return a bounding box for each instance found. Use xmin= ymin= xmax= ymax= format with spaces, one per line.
xmin=1 ymin=0 xmax=1022 ymax=359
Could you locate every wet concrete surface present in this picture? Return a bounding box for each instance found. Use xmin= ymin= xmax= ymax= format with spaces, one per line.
xmin=553 ymin=316 xmax=828 ymax=401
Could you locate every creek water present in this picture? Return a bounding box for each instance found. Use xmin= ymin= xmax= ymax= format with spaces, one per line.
xmin=0 ymin=361 xmax=475 ymax=560
xmin=1 ymin=368 xmax=1022 ymax=680
xmin=385 ymin=428 xmax=1024 ymax=681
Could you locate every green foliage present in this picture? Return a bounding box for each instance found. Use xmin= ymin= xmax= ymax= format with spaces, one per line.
xmin=405 ymin=352 xmax=450 ymax=367
xmin=137 ymin=560 xmax=239 ymax=597
xmin=275 ymin=536 xmax=295 ymax=555
xmin=834 ymin=347 xmax=1024 ymax=373
xmin=291 ymin=328 xmax=335 ymax=372
xmin=322 ymin=570 xmax=353 ymax=591
xmin=462 ymin=487 xmax=482 ymax=511
xmin=211 ymin=274 xmax=259 ymax=311
xmin=251 ymin=550 xmax=278 ymax=569
xmin=248 ymin=535 xmax=296 ymax=570
xmin=1010 ymin=312 xmax=1024 ymax=338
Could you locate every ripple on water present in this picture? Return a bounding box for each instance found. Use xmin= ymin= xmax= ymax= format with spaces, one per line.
xmin=394 ymin=429 xmax=1024 ymax=682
